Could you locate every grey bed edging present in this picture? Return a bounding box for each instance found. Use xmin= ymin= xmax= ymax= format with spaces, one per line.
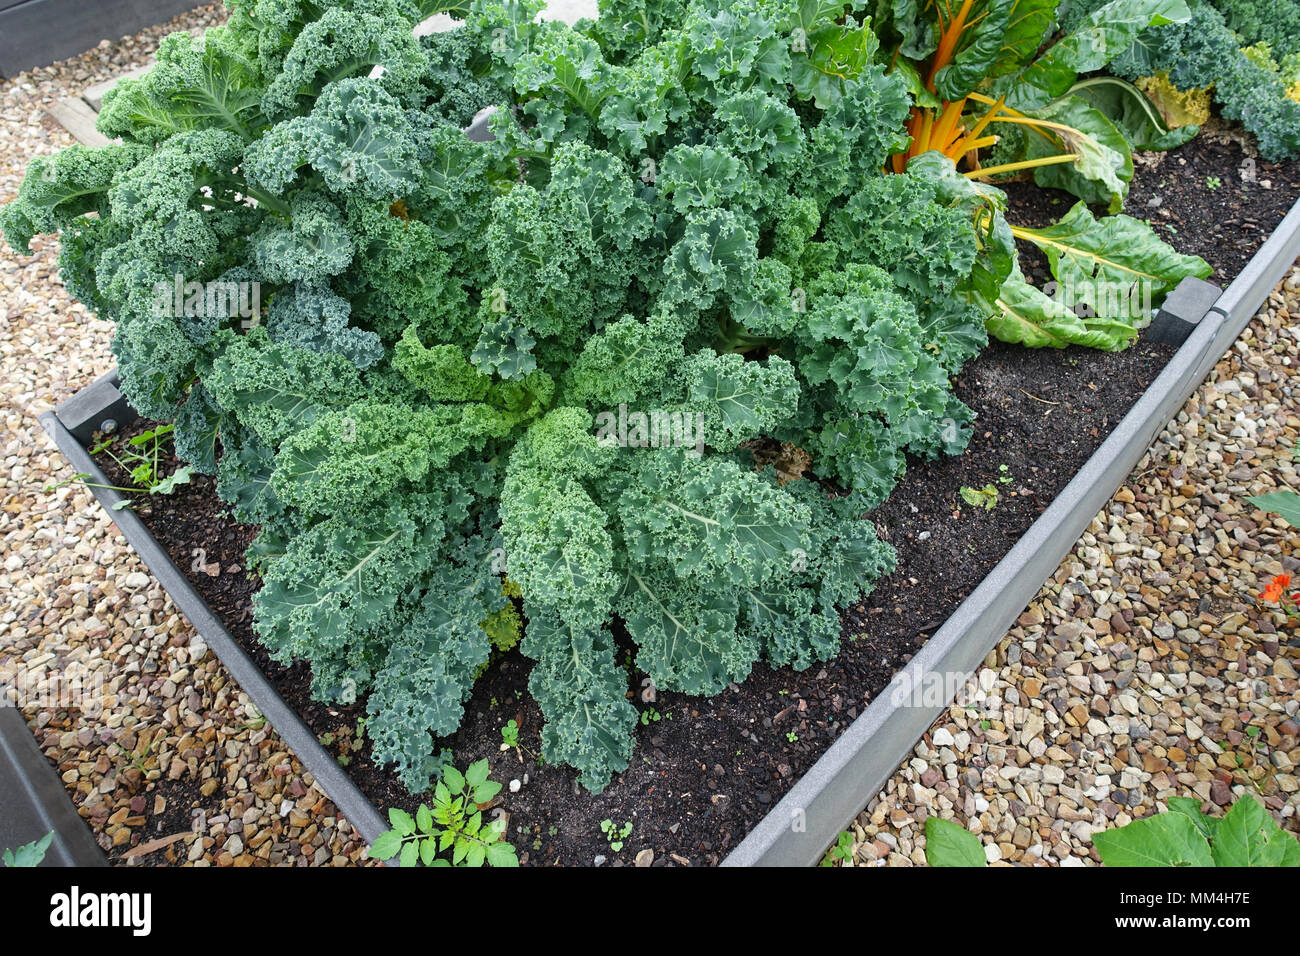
xmin=38 ymin=409 xmax=391 ymax=851
xmin=721 ymin=195 xmax=1300 ymax=868
xmin=0 ymin=707 xmax=106 ymax=867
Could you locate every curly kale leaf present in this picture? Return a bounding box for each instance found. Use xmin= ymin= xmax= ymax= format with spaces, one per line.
xmin=0 ymin=145 xmax=147 ymax=252
xmin=253 ymin=481 xmax=469 ymax=695
xmin=681 ymin=350 xmax=800 ymax=453
xmin=617 ymin=450 xmax=811 ymax=590
xmin=501 ymin=408 xmax=620 ymax=633
xmin=206 ymin=327 xmax=366 ymax=448
xmin=272 ymin=400 xmax=514 ymax=515
xmin=366 ymin=555 xmax=500 ymax=791
xmin=260 ymin=6 xmax=429 ymax=119
xmin=247 ymin=78 xmax=423 ymax=201
xmin=619 ymin=567 xmax=754 ymax=695
xmin=251 ymin=192 xmax=355 ymax=284
xmin=826 ymin=172 xmax=978 ymax=299
xmin=96 ymin=30 xmax=265 ymax=142
xmin=523 ymin=607 xmax=637 ymax=793
xmin=266 ymin=283 xmax=383 ymax=369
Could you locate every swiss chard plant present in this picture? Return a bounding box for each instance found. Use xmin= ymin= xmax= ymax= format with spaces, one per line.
xmin=876 ymin=0 xmax=1212 ymax=349
xmin=2 ymin=0 xmax=1209 ymax=794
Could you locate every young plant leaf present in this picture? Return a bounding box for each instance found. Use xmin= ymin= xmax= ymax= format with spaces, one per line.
xmin=1247 ymin=491 xmax=1300 ymax=528
xmin=924 ymin=817 xmax=987 ymax=867
xmin=1092 ymin=811 xmax=1214 ymax=867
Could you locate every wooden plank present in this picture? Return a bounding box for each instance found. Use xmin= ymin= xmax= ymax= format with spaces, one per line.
xmin=83 ymin=63 xmax=151 ymax=111
xmin=45 ymin=97 xmax=112 ymax=147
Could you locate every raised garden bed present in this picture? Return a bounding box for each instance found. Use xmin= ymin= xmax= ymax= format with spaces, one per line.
xmin=38 ymin=142 xmax=1300 ymax=863
xmin=16 ymin=0 xmax=1300 ymax=869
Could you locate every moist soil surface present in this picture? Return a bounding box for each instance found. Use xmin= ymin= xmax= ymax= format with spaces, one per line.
xmin=88 ymin=127 xmax=1299 ymax=867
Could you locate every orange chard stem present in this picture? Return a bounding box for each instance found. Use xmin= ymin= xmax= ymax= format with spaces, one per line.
xmin=926 ymin=0 xmax=975 ymax=92
xmin=930 ymin=97 xmax=968 ymax=156
xmin=915 ymin=109 xmax=936 ymax=155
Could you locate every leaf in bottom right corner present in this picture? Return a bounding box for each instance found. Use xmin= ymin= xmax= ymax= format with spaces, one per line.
xmin=1092 ymin=811 xmax=1213 ymax=866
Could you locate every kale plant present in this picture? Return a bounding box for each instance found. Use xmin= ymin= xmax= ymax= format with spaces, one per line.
xmin=0 ymin=0 xmax=1204 ymax=793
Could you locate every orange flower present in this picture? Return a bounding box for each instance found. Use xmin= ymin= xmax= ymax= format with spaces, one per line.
xmin=1263 ymin=573 xmax=1292 ymax=604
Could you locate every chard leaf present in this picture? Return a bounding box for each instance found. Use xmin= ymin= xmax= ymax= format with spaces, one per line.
xmin=1008 ymin=0 xmax=1193 ymax=109
xmin=986 ymin=264 xmax=1141 ymax=351
xmin=1068 ymin=76 xmax=1198 ymax=151
xmin=933 ymin=0 xmax=1014 ymax=102
xmin=1022 ymin=96 xmax=1133 ymax=213
xmin=1012 ymin=202 xmax=1211 ymax=305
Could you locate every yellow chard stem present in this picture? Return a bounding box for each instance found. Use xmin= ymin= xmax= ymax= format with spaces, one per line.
xmin=987 ymin=115 xmax=1075 ymax=133
xmin=965 ymin=95 xmax=1004 ymax=141
xmin=930 ymin=97 xmax=968 ymax=156
xmin=947 ymin=133 xmax=998 ymax=159
xmin=916 ymin=109 xmax=936 ymax=154
xmin=966 ymin=154 xmax=1079 ymax=178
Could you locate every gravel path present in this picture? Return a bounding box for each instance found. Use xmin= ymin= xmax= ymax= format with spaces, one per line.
xmin=839 ymin=274 xmax=1300 ymax=865
xmin=3 ymin=2 xmax=1297 ymax=870
xmin=0 ymin=4 xmax=370 ymax=866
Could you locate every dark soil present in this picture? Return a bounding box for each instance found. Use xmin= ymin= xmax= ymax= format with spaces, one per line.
xmin=1002 ymin=121 xmax=1300 ymax=288
xmin=88 ymin=128 xmax=1300 ymax=868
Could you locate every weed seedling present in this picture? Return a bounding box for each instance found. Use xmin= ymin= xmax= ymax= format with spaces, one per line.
xmin=600 ymin=819 xmax=633 ymax=852
xmin=820 ymin=830 xmax=856 ymax=866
